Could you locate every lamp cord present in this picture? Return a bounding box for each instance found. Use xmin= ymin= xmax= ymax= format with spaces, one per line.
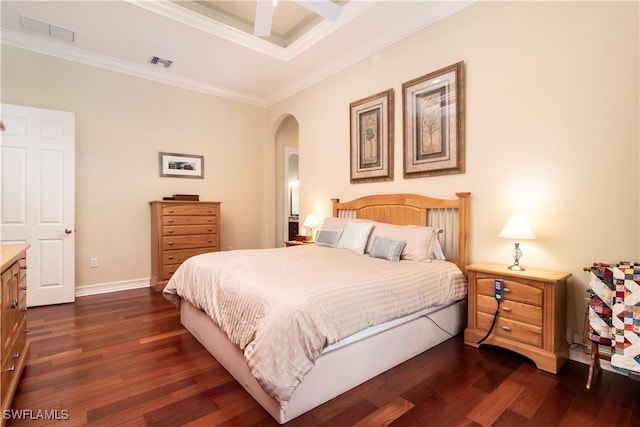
xmin=477 ymin=301 xmax=501 ymax=345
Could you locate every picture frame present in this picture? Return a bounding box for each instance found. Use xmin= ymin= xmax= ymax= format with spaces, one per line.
xmin=402 ymin=61 xmax=465 ymax=178
xmin=159 ymin=152 xmax=204 ymax=178
xmin=349 ymin=89 xmax=394 ymax=183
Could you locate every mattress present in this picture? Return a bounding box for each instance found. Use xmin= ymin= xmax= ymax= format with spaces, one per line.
xmin=164 ymin=244 xmax=467 ymax=405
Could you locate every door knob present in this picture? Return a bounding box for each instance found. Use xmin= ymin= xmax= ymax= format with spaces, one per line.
xmin=64 ymin=228 xmax=73 ymax=234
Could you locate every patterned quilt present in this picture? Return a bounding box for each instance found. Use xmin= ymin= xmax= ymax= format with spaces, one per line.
xmin=588 ymin=262 xmax=640 ymax=375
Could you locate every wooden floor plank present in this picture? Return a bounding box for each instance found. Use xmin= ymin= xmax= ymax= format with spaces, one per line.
xmin=6 ymin=288 xmax=640 ymax=426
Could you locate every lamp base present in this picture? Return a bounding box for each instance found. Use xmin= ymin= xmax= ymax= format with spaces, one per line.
xmin=508 ymin=264 xmax=526 ymax=271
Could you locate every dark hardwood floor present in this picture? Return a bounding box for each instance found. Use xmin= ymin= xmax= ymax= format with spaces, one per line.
xmin=9 ymin=288 xmax=640 ymax=426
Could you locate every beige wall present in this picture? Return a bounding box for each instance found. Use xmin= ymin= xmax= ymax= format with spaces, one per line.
xmin=268 ymin=1 xmax=640 ymax=342
xmin=2 ymin=1 xmax=638 ymax=345
xmin=1 ymin=46 xmax=270 ymax=288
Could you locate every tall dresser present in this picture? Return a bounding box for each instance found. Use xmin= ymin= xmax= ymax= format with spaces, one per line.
xmin=1 ymin=244 xmax=30 ymax=422
xmin=150 ymin=201 xmax=221 ymax=292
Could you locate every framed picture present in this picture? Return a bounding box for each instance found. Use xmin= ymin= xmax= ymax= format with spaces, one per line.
xmin=402 ymin=61 xmax=465 ymax=178
xmin=159 ymin=152 xmax=204 ymax=178
xmin=349 ymin=89 xmax=394 ymax=183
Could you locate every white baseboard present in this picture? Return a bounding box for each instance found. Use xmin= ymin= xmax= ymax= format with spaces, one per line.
xmin=75 ymin=277 xmax=151 ymax=297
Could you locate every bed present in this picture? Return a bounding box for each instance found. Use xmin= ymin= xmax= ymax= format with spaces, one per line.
xmin=163 ymin=192 xmax=470 ymax=423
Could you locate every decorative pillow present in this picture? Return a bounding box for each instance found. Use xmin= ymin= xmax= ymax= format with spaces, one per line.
xmin=365 ymin=222 xmax=439 ymax=261
xmin=337 ymin=221 xmax=374 ymax=254
xmin=315 ymin=229 xmax=343 ymax=248
xmin=369 ymin=237 xmax=407 ymax=262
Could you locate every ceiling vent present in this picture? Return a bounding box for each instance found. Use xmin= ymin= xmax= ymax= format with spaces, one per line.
xmin=149 ymin=56 xmax=173 ymax=68
xmin=21 ymin=16 xmax=75 ymax=42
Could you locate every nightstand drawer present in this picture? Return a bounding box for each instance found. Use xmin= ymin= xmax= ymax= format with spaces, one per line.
xmin=477 ymin=312 xmax=542 ymax=347
xmin=477 ymin=277 xmax=543 ymax=306
xmin=477 ymin=294 xmax=542 ymax=326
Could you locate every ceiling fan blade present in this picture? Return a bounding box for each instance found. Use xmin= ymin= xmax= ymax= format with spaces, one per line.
xmin=254 ymin=0 xmax=274 ymax=37
xmin=295 ymin=0 xmax=343 ymax=21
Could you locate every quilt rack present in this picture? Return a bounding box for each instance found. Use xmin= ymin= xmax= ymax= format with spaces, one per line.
xmin=585 ymin=262 xmax=640 ymax=389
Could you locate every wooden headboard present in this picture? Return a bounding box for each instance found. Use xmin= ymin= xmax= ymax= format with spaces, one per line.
xmin=331 ymin=193 xmax=470 ymax=271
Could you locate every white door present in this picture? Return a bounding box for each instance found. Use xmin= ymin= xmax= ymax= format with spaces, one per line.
xmin=1 ymin=103 xmax=75 ymax=306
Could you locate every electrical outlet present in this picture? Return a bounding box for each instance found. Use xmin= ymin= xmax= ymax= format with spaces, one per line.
xmin=90 ymin=258 xmax=98 ymax=268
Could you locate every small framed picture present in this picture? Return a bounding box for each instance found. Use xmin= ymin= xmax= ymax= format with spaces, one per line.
xmin=159 ymin=152 xmax=204 ymax=178
xmin=349 ymin=89 xmax=394 ymax=183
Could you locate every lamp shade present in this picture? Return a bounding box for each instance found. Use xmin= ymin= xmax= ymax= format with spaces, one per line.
xmin=499 ymin=216 xmax=536 ymax=240
xmin=302 ymin=214 xmax=319 ymax=229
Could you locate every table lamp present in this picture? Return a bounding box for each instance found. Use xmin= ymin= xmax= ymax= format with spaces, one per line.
xmin=499 ymin=216 xmax=536 ymax=271
xmin=302 ymin=214 xmax=319 ymax=241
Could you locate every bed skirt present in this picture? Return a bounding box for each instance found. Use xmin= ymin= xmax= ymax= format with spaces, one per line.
xmin=180 ymin=299 xmax=467 ymax=424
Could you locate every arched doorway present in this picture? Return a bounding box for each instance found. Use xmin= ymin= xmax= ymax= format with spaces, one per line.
xmin=274 ymin=115 xmax=299 ymax=247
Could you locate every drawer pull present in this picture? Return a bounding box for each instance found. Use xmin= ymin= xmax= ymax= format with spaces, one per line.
xmin=207 ymin=229 xmax=213 ymax=232
xmin=13 ymin=352 xmax=19 ymax=359
xmin=501 ymin=307 xmax=512 ymax=312
xmin=208 ymin=219 xmax=213 ymax=223
xmin=501 ymin=326 xmax=512 ymax=332
xmin=7 ymin=364 xmax=15 ymax=372
xmin=167 ymin=219 xmax=174 ymax=224
xmin=21 ymin=286 xmax=27 ymax=291
xmin=168 ymin=271 xmax=175 ymax=275
xmin=503 ymin=288 xmax=512 ymax=293
xmin=167 ymin=256 xmax=174 ymax=260
xmin=168 ymin=209 xmax=174 ymax=213
xmin=168 ymin=242 xmax=174 ymax=246
xmin=23 ymin=307 xmax=27 ymax=312
xmin=167 ymin=230 xmax=174 ymax=234
xmin=10 ymin=299 xmax=17 ymax=309
xmin=21 ymin=265 xmax=27 ymax=270
xmin=208 ymin=240 xmax=213 ymax=243
xmin=25 ymin=328 xmax=29 ymax=334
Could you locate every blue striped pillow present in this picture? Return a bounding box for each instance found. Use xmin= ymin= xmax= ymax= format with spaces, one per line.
xmin=369 ymin=237 xmax=406 ymax=262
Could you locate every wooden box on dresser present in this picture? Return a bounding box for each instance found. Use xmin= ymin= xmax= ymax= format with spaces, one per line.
xmin=0 ymin=244 xmax=30 ymax=423
xmin=150 ymin=201 xmax=221 ymax=292
xmin=464 ymin=262 xmax=571 ymax=374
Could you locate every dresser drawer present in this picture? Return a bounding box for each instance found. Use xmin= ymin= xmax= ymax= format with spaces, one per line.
xmin=162 ymin=264 xmax=181 ymax=280
xmin=477 ymin=311 xmax=542 ymax=347
xmin=477 ymin=294 xmax=542 ymax=326
xmin=162 ymin=205 xmax=218 ymax=216
xmin=477 ymin=277 xmax=543 ymax=306
xmin=162 ymin=234 xmax=217 ymax=250
xmin=163 ymin=224 xmax=217 ymax=236
xmin=163 ymin=216 xmax=217 ymax=226
xmin=163 ymin=248 xmax=213 ymax=265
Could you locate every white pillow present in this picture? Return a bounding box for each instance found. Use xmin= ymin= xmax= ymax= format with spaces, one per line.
xmin=338 ymin=221 xmax=374 ymax=254
xmin=431 ymin=238 xmax=446 ymax=260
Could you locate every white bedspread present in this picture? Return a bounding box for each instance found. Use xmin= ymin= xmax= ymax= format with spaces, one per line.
xmin=163 ymin=244 xmax=466 ymax=405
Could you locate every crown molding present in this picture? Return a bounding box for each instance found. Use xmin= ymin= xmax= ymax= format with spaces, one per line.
xmin=126 ymin=0 xmax=374 ymax=62
xmin=1 ymin=29 xmax=267 ymax=106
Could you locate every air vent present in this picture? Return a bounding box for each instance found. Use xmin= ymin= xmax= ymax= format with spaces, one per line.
xmin=21 ymin=16 xmax=75 ymax=42
xmin=150 ymin=56 xmax=173 ymax=68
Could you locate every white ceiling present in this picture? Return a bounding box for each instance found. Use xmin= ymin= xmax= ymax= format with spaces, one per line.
xmin=1 ymin=1 xmax=472 ymax=106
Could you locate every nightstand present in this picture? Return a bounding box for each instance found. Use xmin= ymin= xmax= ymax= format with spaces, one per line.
xmin=284 ymin=240 xmax=312 ymax=247
xmin=463 ymin=262 xmax=571 ymax=374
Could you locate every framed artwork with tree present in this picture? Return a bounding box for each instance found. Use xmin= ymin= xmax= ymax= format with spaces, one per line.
xmin=349 ymin=89 xmax=394 ymax=183
xmin=402 ymin=61 xmax=465 ymax=178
